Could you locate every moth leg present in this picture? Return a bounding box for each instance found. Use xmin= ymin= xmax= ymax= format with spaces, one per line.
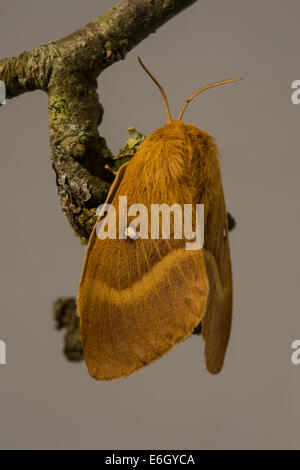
xmin=104 ymin=164 xmax=117 ymax=176
xmin=192 ymin=322 xmax=202 ymax=336
xmin=114 ymin=152 xmax=135 ymax=159
xmin=227 ymin=212 xmax=236 ymax=231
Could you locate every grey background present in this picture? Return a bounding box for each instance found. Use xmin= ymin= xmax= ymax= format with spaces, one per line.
xmin=0 ymin=0 xmax=299 ymax=450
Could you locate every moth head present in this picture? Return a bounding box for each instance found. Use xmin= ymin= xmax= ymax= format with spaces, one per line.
xmin=138 ymin=56 xmax=242 ymax=123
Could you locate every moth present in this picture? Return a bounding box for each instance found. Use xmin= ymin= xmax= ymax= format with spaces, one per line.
xmin=78 ymin=57 xmax=241 ymax=381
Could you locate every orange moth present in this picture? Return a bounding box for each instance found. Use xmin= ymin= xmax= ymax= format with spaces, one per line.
xmin=77 ymin=57 xmax=242 ymax=381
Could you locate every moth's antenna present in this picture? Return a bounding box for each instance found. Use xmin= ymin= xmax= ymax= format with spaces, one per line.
xmin=178 ymin=77 xmax=243 ymax=121
xmin=138 ymin=57 xmax=172 ymax=122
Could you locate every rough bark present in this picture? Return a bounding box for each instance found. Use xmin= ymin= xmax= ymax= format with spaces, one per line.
xmin=54 ymin=298 xmax=83 ymax=361
xmin=0 ymin=0 xmax=198 ymax=242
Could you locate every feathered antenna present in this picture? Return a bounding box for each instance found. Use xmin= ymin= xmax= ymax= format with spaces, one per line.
xmin=178 ymin=77 xmax=243 ymax=121
xmin=138 ymin=57 xmax=172 ymax=122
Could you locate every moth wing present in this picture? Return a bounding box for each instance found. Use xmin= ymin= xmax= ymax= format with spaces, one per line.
xmin=104 ymin=161 xmax=129 ymax=205
xmin=77 ymin=162 xmax=209 ymax=381
xmin=78 ymin=161 xmax=129 ymax=287
xmin=201 ymin=189 xmax=233 ymax=374
xmin=186 ymin=126 xmax=233 ymax=375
